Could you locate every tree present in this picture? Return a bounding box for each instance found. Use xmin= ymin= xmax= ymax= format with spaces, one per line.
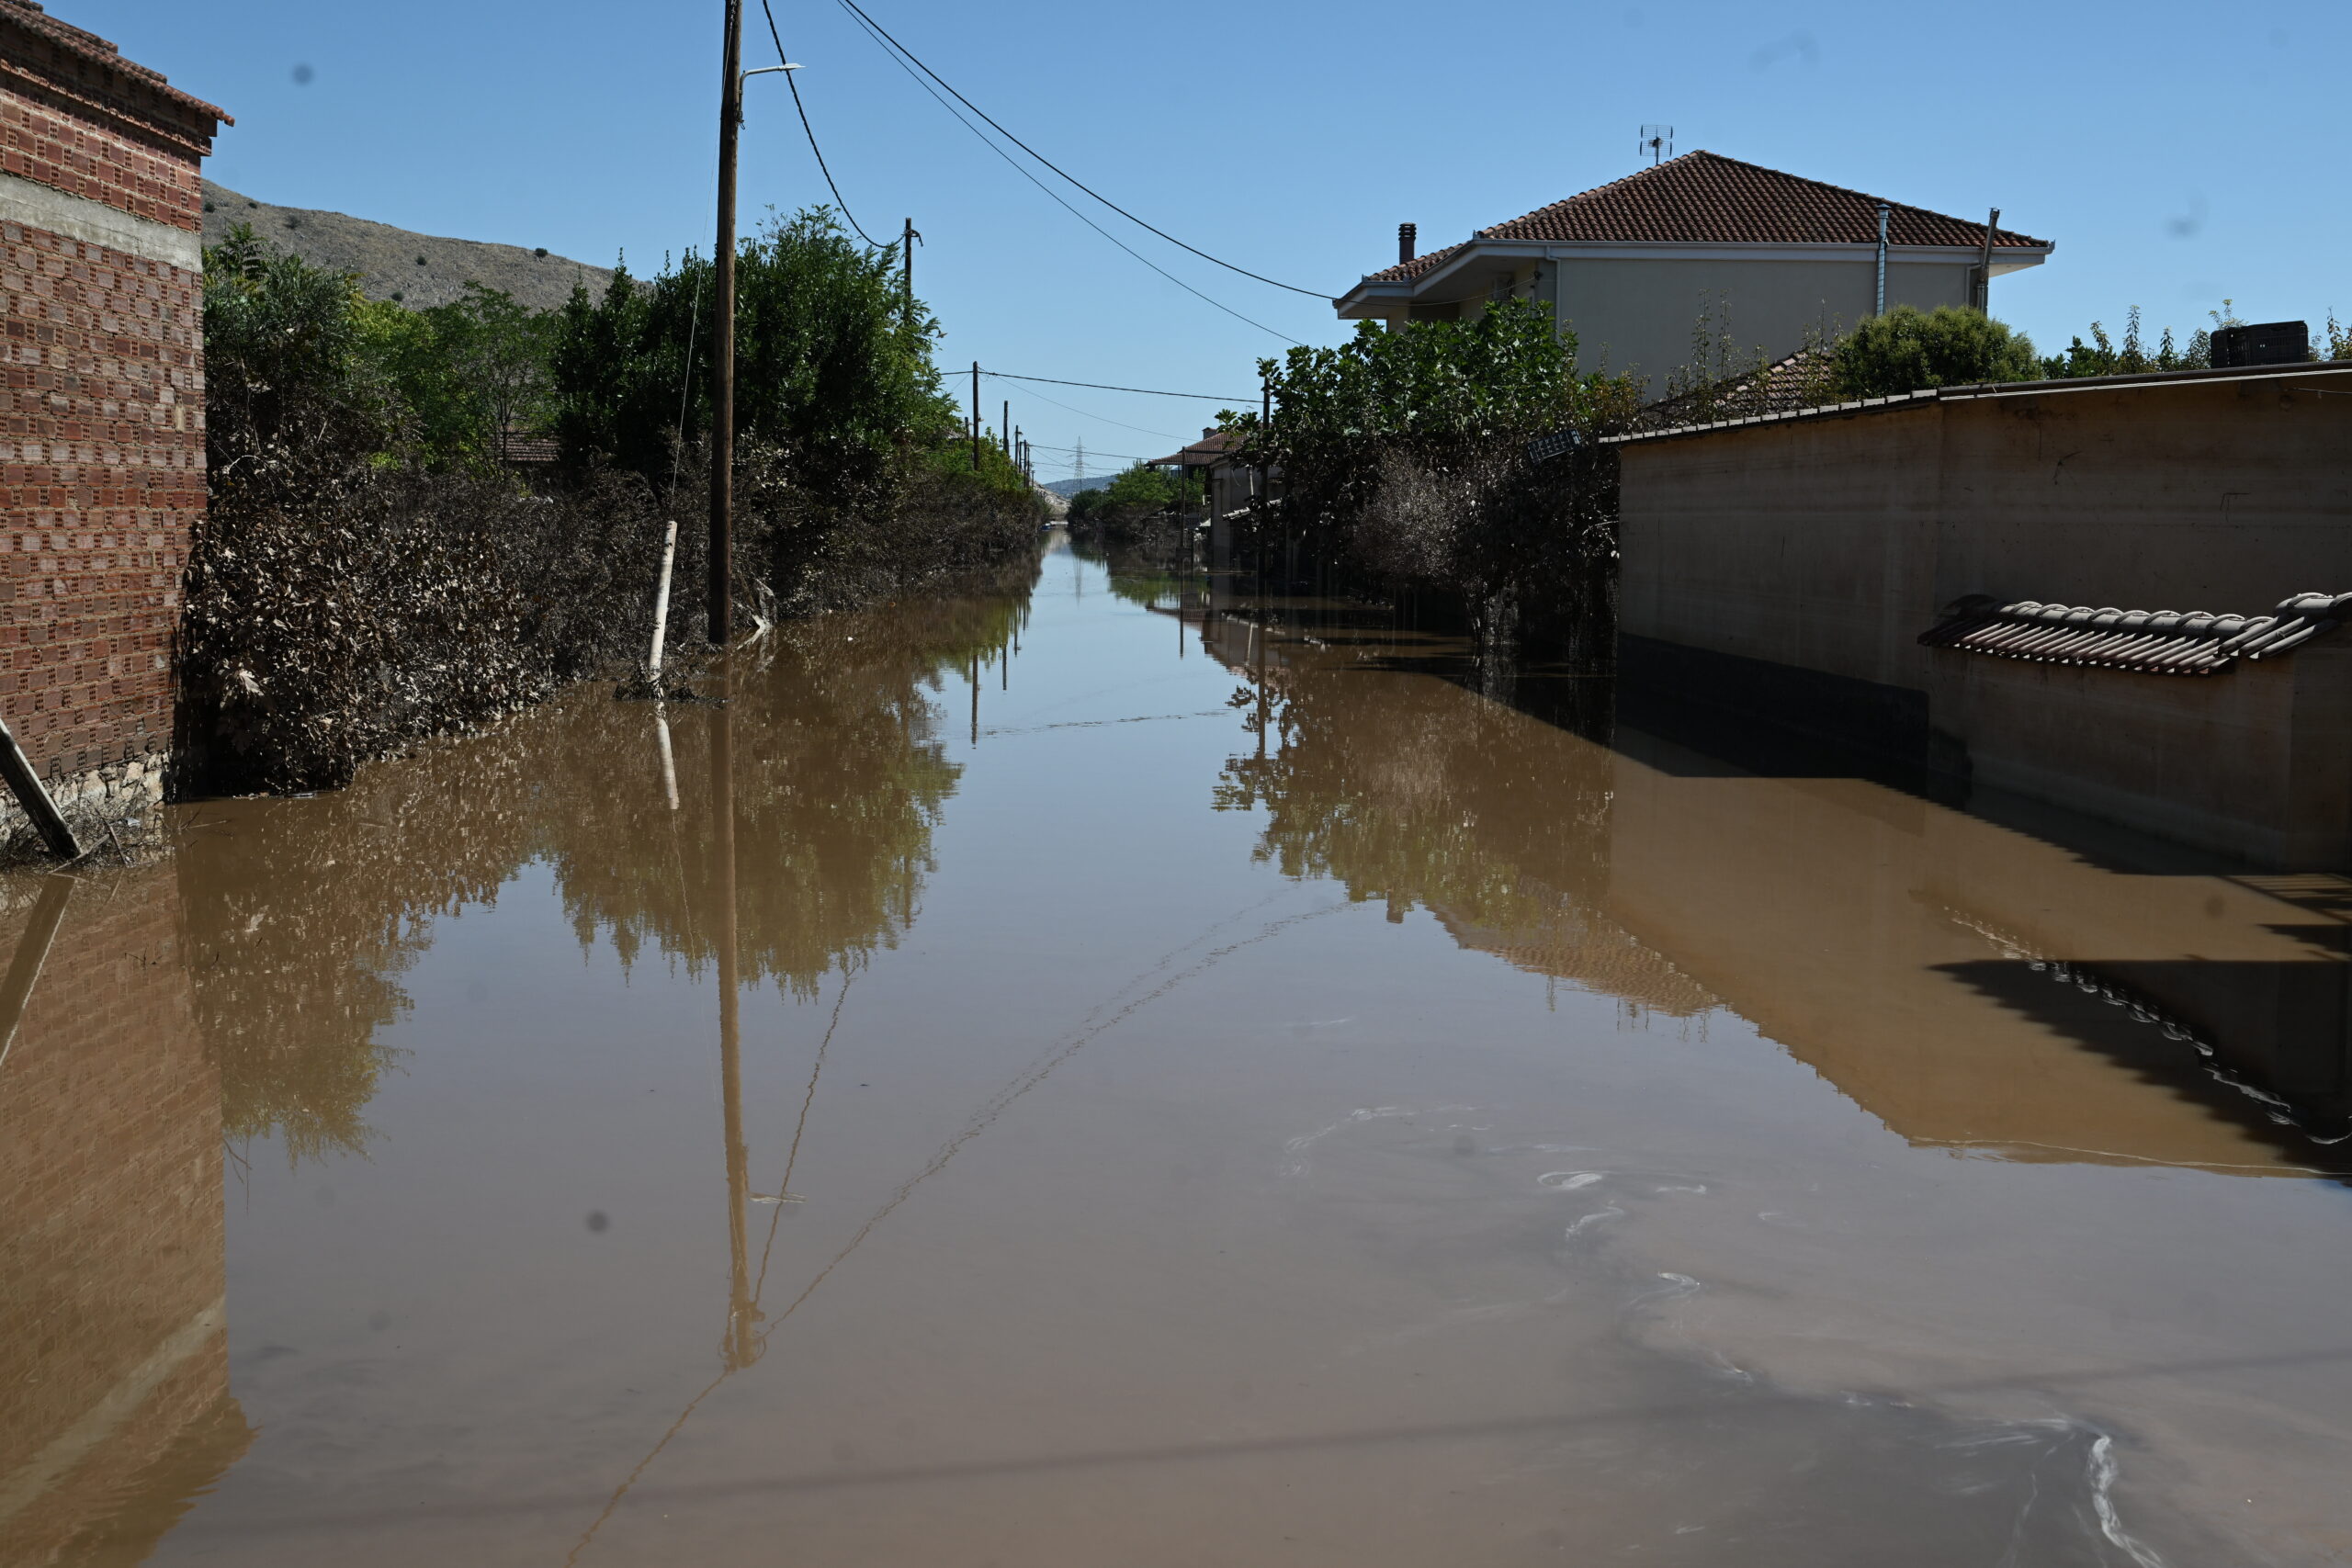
xmin=1233 ymin=298 xmax=1638 ymax=650
xmin=548 ymin=207 xmax=956 ymax=491
xmin=1833 ymin=305 xmax=2041 ymax=398
xmin=356 ymin=284 xmax=553 ymax=470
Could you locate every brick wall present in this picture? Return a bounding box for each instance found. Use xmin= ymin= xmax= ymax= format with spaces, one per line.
xmin=0 ymin=866 xmax=248 ymax=1555
xmin=0 ymin=4 xmax=222 ymax=799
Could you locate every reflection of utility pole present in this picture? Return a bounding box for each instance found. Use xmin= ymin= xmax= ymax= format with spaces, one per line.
xmin=0 ymin=874 xmax=71 ymax=1073
xmin=969 ymin=650 xmax=979 ymax=746
xmin=710 ymin=666 xmax=760 ymax=1371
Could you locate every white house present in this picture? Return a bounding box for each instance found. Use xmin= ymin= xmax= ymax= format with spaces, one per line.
xmin=1334 ymin=152 xmax=2052 ymax=398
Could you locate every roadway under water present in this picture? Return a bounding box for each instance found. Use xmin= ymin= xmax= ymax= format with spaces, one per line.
xmin=5 ymin=531 xmax=2351 ymax=1566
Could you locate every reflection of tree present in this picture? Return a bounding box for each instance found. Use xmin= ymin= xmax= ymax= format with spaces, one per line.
xmin=1216 ymin=645 xmax=1713 ymax=1017
xmin=179 ymin=718 xmax=544 ymax=1161
xmin=550 ymin=591 xmax=1026 ymax=996
xmin=182 ymin=564 xmax=1037 ymax=1157
xmin=1069 ymin=525 xmax=1203 ymax=613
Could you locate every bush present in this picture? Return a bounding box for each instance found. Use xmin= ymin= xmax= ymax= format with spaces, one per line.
xmin=1236 ymin=297 xmax=1637 ymax=653
xmin=1834 ymin=305 xmax=2041 ymax=398
xmin=185 ymin=220 xmax=1036 ymax=797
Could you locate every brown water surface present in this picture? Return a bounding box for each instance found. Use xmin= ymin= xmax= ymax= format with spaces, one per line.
xmin=5 ymin=535 xmax=2351 ymax=1566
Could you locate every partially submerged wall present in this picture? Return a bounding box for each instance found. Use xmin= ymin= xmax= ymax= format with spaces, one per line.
xmin=0 ymin=4 xmax=224 ymax=820
xmin=1614 ymin=360 xmax=2352 ymax=864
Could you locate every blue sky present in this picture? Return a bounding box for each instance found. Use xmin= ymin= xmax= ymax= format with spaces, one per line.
xmin=89 ymin=0 xmax=2352 ymax=480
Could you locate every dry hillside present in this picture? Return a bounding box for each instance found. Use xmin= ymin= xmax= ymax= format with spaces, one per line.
xmin=202 ymin=179 xmax=615 ymax=312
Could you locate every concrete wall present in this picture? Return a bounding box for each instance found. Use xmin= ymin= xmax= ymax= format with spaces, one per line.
xmin=1616 ymin=364 xmax=2352 ymax=866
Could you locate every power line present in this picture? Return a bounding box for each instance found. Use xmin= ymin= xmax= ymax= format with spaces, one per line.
xmin=981 ymin=370 xmax=1257 ymax=402
xmin=832 ymin=0 xmax=1329 ymax=299
xmin=996 ymin=380 xmax=1190 ymax=442
xmin=758 ymin=0 xmax=884 ymax=247
xmin=833 ymin=4 xmax=1302 ymax=344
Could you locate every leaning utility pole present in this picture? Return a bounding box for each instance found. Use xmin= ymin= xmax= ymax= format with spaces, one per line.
xmin=708 ymin=0 xmax=747 ymax=645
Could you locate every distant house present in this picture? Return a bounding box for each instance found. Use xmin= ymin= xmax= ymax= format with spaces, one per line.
xmin=1334 ymin=152 xmax=2052 ymax=398
xmin=1149 ymin=428 xmax=1247 ymax=517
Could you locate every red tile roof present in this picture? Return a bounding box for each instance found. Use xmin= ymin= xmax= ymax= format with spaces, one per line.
xmin=1148 ymin=429 xmax=1244 ymax=467
xmin=1362 ymin=152 xmax=2043 ymax=283
xmin=0 ymin=0 xmax=232 ymax=124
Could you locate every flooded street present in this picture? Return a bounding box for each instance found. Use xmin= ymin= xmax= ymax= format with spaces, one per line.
xmin=6 ymin=532 xmax=2352 ymax=1566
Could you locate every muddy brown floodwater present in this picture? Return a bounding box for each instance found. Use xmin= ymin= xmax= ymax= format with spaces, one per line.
xmin=5 ymin=533 xmax=2351 ymax=1567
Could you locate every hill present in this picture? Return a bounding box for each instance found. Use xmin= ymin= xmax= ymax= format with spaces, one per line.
xmin=1037 ymin=477 xmax=1101 ymax=499
xmin=202 ymin=180 xmax=615 ymax=312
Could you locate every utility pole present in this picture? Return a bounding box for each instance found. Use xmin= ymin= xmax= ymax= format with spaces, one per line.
xmin=901 ymin=217 xmax=917 ymax=317
xmin=709 ymin=0 xmax=746 ymax=646
xmin=970 ymin=361 xmax=981 ymax=473
xmin=1973 ymin=207 xmax=2000 ymax=314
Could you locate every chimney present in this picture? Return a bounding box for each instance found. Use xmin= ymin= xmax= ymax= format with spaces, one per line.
xmin=1398 ymin=222 xmax=1417 ymax=266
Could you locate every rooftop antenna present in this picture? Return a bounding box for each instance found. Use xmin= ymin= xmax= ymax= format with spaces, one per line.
xmin=1638 ymin=125 xmax=1673 ymax=165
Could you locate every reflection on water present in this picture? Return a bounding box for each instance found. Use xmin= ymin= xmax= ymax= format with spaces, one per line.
xmin=0 ymin=866 xmax=252 ymax=1565
xmin=4 ymin=536 xmax=2351 ymax=1564
xmin=1194 ymin=572 xmax=2352 ymax=1179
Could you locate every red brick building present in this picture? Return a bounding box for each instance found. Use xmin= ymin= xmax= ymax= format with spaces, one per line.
xmin=0 ymin=2 xmax=224 ymax=811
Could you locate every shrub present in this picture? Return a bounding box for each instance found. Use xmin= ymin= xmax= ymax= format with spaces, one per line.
xmin=1833 ymin=305 xmax=2041 ymax=397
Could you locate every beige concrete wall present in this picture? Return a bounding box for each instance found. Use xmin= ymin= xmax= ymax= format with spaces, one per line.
xmin=1559 ymin=256 xmax=1971 ymax=392
xmin=1616 ymin=372 xmax=2352 ymax=865
xmin=1619 ymin=404 xmax=1943 ymax=692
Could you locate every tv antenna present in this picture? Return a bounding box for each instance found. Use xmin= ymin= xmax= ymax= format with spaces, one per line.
xmin=1638 ymin=125 xmax=1673 ymax=164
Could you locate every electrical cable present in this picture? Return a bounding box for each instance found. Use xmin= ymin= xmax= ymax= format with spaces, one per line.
xmin=758 ymin=0 xmax=884 ymax=247
xmin=833 ymin=3 xmax=1301 ymax=344
xmin=994 ymin=381 xmax=1189 ymax=442
xmin=832 ymin=0 xmax=1329 ymax=299
xmin=981 ymin=370 xmax=1257 ymax=402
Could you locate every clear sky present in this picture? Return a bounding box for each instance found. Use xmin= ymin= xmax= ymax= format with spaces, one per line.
xmin=86 ymin=0 xmax=2352 ymax=481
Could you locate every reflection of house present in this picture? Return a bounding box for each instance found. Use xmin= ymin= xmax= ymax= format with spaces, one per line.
xmin=1601 ymin=723 xmax=2352 ymax=1171
xmin=1197 ymin=601 xmax=2350 ymax=1175
xmin=0 ymin=868 xmax=251 ymax=1559
xmin=1429 ymin=904 xmax=1715 ymax=1019
xmin=1335 ymin=152 xmax=2052 ymax=398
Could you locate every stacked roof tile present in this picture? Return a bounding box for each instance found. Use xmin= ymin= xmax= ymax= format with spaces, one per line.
xmin=1360 ymin=152 xmax=2044 ymax=284
xmin=1919 ymin=592 xmax=2352 ymax=675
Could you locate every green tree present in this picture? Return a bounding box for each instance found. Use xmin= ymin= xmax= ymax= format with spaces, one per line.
xmin=1833 ymin=305 xmax=2041 ymax=398
xmin=356 ymin=285 xmax=553 ymax=470
xmin=1233 ymin=298 xmax=1637 ymax=649
xmin=202 ymin=223 xmax=390 ymax=502
xmin=548 ymin=207 xmax=957 ymax=491
xmin=2041 ymin=301 xmax=2240 ymax=378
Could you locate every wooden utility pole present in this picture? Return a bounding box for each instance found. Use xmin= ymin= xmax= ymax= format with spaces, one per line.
xmin=709 ymin=0 xmax=746 ymax=646
xmin=901 ymin=218 xmax=916 ymax=316
xmin=970 ymin=361 xmax=981 ymax=473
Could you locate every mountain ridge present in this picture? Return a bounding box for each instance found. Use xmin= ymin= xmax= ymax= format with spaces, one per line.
xmin=202 ymin=180 xmax=615 ymax=312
